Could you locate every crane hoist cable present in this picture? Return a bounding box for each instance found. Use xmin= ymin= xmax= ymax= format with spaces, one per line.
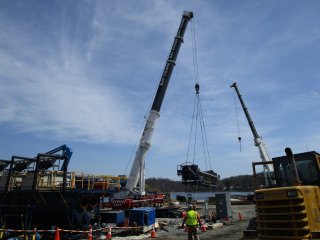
xmin=179 ymin=81 xmax=218 ymax=189
xmin=189 ymin=18 xmax=213 ymax=171
xmin=186 ymin=83 xmax=212 ymax=170
xmin=177 ymin=18 xmax=218 ymax=189
xmin=232 ymin=89 xmax=242 ymax=152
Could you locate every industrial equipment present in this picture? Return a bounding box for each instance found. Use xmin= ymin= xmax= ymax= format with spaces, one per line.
xmin=0 ymin=11 xmax=196 ymax=237
xmin=248 ymin=148 xmax=320 ymax=239
xmin=177 ymin=83 xmax=219 ymax=189
xmin=125 ymin=11 xmax=193 ymax=195
xmin=231 ymin=82 xmax=275 ymax=186
xmin=0 ymin=145 xmax=125 ymax=236
xmin=177 ymin=163 xmax=219 ymax=188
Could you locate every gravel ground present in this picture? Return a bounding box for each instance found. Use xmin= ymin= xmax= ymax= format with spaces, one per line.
xmin=155 ymin=204 xmax=256 ymax=240
xmin=106 ymin=204 xmax=256 ymax=240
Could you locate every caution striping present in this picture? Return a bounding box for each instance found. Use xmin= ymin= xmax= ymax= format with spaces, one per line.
xmin=0 ymin=225 xmax=145 ymax=234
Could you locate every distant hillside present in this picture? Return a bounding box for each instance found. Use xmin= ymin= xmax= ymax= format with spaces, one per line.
xmin=145 ymin=174 xmax=255 ymax=193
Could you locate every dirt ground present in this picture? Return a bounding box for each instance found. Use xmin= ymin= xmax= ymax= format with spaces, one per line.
xmin=109 ymin=204 xmax=256 ymax=240
xmin=155 ymin=204 xmax=256 ymax=240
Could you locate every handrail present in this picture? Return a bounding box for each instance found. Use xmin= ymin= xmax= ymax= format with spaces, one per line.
xmin=0 ymin=171 xmax=126 ymax=191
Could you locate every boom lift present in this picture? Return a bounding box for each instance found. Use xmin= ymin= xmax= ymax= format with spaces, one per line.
xmin=230 ymin=82 xmax=275 ymax=186
xmin=125 ymin=11 xmax=193 ymax=195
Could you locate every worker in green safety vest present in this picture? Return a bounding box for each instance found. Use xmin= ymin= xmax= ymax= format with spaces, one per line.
xmin=182 ymin=205 xmax=201 ymax=240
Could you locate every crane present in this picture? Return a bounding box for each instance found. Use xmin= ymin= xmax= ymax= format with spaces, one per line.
xmin=125 ymin=11 xmax=193 ymax=195
xmin=230 ymin=82 xmax=275 ymax=186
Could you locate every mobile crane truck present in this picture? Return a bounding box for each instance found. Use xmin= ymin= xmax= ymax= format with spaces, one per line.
xmin=111 ymin=11 xmax=193 ymax=211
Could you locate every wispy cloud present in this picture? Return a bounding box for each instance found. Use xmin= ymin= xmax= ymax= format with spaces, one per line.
xmin=0 ymin=2 xmax=139 ymax=144
xmin=0 ymin=1 xmax=319 ymax=179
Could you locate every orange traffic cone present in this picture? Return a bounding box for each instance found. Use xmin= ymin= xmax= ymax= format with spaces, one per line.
xmin=106 ymin=227 xmax=112 ymax=240
xmin=88 ymin=225 xmax=93 ymax=240
xmin=54 ymin=227 xmax=60 ymax=240
xmin=239 ymin=212 xmax=243 ymax=221
xmin=150 ymin=225 xmax=156 ymax=238
xmin=201 ymin=223 xmax=207 ymax=232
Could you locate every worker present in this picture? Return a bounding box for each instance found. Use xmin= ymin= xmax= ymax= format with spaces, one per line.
xmin=182 ymin=205 xmax=201 ymax=240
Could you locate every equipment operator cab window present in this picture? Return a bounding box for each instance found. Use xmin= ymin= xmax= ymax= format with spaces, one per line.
xmin=276 ymin=158 xmax=320 ymax=187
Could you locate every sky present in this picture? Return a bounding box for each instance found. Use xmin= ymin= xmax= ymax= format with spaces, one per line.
xmin=0 ymin=0 xmax=319 ymax=181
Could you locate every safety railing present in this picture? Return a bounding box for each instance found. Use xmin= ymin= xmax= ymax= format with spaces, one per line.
xmin=1 ymin=171 xmax=127 ymax=192
xmin=0 ymin=224 xmax=149 ymax=240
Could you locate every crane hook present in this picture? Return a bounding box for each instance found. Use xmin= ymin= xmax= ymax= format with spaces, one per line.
xmin=195 ymin=83 xmax=200 ymax=94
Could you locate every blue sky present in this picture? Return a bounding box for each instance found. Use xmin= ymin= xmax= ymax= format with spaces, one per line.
xmin=0 ymin=0 xmax=319 ymax=181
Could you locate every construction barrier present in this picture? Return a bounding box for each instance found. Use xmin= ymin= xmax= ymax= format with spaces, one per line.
xmin=0 ymin=225 xmax=152 ymax=239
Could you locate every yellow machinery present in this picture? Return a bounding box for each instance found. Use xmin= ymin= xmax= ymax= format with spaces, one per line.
xmin=251 ymin=148 xmax=320 ymax=239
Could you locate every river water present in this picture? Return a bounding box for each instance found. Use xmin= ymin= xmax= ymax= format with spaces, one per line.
xmin=169 ymin=191 xmax=253 ymax=201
